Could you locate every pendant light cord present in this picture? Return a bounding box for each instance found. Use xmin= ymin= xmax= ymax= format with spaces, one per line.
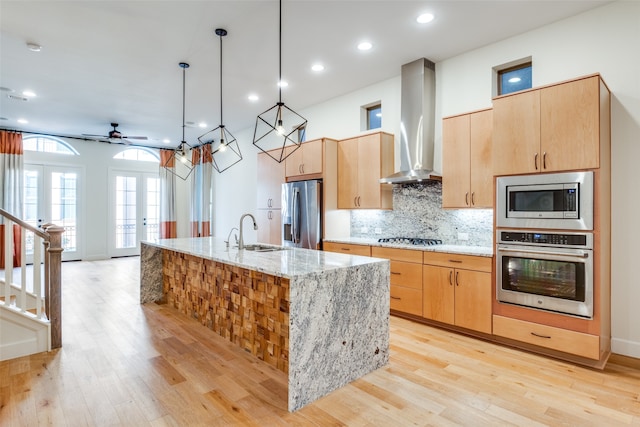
xmin=278 ymin=0 xmax=282 ymax=105
xmin=182 ymin=65 xmax=186 ymax=143
xmin=219 ymin=33 xmax=224 ymax=126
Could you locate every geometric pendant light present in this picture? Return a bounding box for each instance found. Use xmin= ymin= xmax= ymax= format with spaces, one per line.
xmin=198 ymin=28 xmax=243 ymax=173
xmin=163 ymin=62 xmax=195 ymax=180
xmin=252 ymin=0 xmax=307 ymax=163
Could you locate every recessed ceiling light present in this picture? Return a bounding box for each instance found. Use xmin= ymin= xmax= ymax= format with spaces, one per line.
xmin=17 ymin=118 xmax=28 ymax=124
xmin=278 ymin=80 xmax=288 ymax=88
xmin=248 ymin=94 xmax=259 ymax=102
xmin=26 ymin=42 xmax=42 ymax=52
xmin=162 ymin=138 xmax=171 ymax=144
xmin=357 ymin=41 xmax=373 ymax=51
xmin=508 ymin=77 xmax=522 ymax=83
xmin=22 ymin=90 xmax=36 ymax=97
xmin=416 ymin=13 xmax=434 ymax=24
xmin=198 ymin=122 xmax=207 ymax=128
xmin=311 ymin=63 xmax=324 ymax=72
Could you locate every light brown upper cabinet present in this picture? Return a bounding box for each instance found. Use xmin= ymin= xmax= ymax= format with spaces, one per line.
xmin=337 ymin=132 xmax=394 ymax=209
xmin=256 ymin=149 xmax=285 ymax=209
xmin=256 ymin=149 xmax=285 ymax=245
xmin=442 ymin=108 xmax=493 ymax=208
xmin=493 ymin=75 xmax=608 ymax=176
xmin=285 ymin=138 xmax=324 ymax=179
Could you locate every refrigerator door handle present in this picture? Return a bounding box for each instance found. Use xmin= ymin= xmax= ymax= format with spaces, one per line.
xmin=293 ymin=187 xmax=301 ymax=244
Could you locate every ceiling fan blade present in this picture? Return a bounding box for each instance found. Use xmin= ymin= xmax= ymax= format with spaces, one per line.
xmin=82 ymin=133 xmax=109 ymax=138
xmin=122 ymin=136 xmax=148 ymax=140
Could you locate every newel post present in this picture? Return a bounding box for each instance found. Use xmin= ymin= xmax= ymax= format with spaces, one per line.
xmin=43 ymin=224 xmax=65 ymax=349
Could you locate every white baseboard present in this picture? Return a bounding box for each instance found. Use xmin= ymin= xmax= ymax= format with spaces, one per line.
xmin=612 ymin=337 xmax=640 ymax=359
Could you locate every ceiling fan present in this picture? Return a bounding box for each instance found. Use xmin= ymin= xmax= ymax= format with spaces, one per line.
xmin=83 ymin=122 xmax=148 ymax=143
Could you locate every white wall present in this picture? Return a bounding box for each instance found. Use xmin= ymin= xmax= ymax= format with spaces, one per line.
xmin=214 ymin=1 xmax=640 ymax=358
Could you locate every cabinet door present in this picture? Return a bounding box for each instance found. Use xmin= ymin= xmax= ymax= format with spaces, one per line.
xmin=337 ymin=137 xmax=359 ymax=208
xmin=323 ymin=242 xmax=371 ymax=256
xmin=442 ymin=114 xmax=471 ymax=208
xmin=256 ymin=209 xmax=281 ymax=245
xmin=453 ymin=269 xmax=492 ymax=334
xmin=540 ymin=76 xmax=600 ymax=172
xmin=301 ymin=139 xmax=323 ymax=175
xmin=492 ymin=90 xmax=541 ymax=176
xmin=469 ymin=109 xmax=493 ymax=208
xmin=257 ymin=151 xmax=285 ymax=209
xmin=357 ymin=134 xmax=383 ymax=208
xmin=285 ymin=146 xmax=304 ymax=177
xmin=423 ymin=265 xmax=455 ymax=325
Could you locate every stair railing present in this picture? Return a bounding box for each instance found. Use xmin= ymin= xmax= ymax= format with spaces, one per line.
xmin=0 ymin=208 xmax=64 ymax=349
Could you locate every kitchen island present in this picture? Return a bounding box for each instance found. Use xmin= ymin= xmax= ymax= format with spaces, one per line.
xmin=140 ymin=237 xmax=390 ymax=412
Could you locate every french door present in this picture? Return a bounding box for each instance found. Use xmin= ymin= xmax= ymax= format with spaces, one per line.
xmin=108 ymin=170 xmax=160 ymax=257
xmin=24 ymin=164 xmax=82 ymax=262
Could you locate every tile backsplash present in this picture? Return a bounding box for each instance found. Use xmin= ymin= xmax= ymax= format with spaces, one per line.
xmin=350 ymin=181 xmax=493 ymax=247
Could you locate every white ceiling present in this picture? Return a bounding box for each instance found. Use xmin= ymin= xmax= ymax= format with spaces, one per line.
xmin=0 ymin=0 xmax=610 ymax=149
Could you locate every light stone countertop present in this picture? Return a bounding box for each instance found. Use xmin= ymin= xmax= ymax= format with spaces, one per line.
xmin=324 ymin=237 xmax=494 ymax=257
xmin=143 ymin=237 xmax=388 ymax=279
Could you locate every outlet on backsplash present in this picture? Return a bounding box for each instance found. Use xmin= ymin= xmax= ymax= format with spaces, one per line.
xmin=374 ymin=228 xmax=382 ymax=234
xmin=458 ymin=232 xmax=469 ymax=241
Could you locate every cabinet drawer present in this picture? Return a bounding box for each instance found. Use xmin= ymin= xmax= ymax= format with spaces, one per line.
xmin=493 ymin=315 xmax=600 ymax=360
xmin=423 ymin=252 xmax=492 ymax=272
xmin=389 ymin=261 xmax=422 ymax=290
xmin=371 ymin=246 xmax=423 ymax=263
xmin=390 ymin=285 xmax=423 ymax=317
xmin=323 ymin=242 xmax=371 ymax=257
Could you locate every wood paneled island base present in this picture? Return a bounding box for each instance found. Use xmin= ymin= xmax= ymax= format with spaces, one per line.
xmin=140 ymin=238 xmax=390 ymax=411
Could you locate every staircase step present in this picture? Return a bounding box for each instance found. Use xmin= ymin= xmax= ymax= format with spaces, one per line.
xmin=0 ymin=295 xmax=17 ymax=304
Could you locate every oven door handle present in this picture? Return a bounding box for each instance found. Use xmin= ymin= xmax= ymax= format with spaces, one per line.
xmin=497 ymin=246 xmax=589 ymax=259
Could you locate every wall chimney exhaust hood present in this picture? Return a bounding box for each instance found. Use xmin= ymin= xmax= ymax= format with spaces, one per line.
xmin=380 ymin=58 xmax=441 ymax=184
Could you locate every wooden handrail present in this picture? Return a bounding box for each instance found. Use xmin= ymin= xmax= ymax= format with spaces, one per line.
xmin=0 ymin=208 xmax=48 ymax=240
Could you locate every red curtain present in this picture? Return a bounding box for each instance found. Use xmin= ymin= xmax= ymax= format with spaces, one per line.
xmin=159 ymin=149 xmax=177 ymax=238
xmin=0 ymin=130 xmax=24 ymax=268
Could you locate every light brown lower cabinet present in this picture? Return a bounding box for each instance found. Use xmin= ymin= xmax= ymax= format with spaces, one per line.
xmin=423 ymin=252 xmax=492 ymax=334
xmin=371 ymin=247 xmax=424 ymax=317
xmin=493 ymin=315 xmax=600 ymax=360
xmin=323 ymin=241 xmax=371 ymax=257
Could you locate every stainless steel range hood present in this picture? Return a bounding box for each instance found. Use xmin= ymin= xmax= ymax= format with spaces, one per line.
xmin=380 ymin=58 xmax=440 ymax=184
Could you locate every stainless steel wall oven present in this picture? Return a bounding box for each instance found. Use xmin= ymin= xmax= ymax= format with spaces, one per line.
xmin=496 ymin=230 xmax=593 ymax=318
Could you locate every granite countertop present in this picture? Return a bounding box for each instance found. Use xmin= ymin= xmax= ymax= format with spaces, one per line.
xmin=324 ymin=237 xmax=493 ymax=257
xmin=143 ymin=237 xmax=388 ymax=279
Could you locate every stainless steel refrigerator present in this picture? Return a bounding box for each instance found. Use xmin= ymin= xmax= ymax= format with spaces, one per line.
xmin=282 ymin=180 xmax=322 ymax=250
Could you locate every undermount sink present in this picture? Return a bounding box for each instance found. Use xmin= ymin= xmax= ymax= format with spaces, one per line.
xmin=242 ymin=244 xmax=287 ymax=252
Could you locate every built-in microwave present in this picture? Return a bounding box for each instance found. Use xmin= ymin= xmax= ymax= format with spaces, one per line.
xmin=496 ymin=171 xmax=594 ymax=230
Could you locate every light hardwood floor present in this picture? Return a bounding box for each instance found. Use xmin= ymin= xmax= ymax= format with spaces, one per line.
xmin=1 ymin=257 xmax=639 ymax=426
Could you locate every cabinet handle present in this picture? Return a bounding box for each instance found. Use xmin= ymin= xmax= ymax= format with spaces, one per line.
xmin=471 ymin=192 xmax=475 ymax=206
xmin=534 ymin=153 xmax=539 ymax=170
xmin=391 ymin=271 xmax=401 ymax=275
xmin=449 ymin=270 xmax=453 ymax=286
xmin=455 ymin=271 xmax=459 ymax=286
xmin=354 ymin=196 xmax=358 ymax=207
xmin=531 ymin=332 xmax=552 ymax=339
xmin=465 ymin=192 xmax=469 ymax=206
xmin=299 ymin=164 xmax=303 ymax=174
xmin=301 ymin=164 xmax=305 ymax=174
xmin=448 ymin=259 xmax=462 ymax=263
xmin=341 ymin=247 xmax=351 ymax=251
xmin=543 ymin=152 xmax=547 ymax=169
xmin=358 ymin=196 xmax=361 ymax=207
xmin=390 ymin=296 xmax=401 ymax=300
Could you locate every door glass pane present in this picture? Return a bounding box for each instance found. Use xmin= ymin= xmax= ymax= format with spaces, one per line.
xmin=51 ymin=172 xmax=77 ymax=252
xmin=146 ymin=177 xmax=160 ymax=241
xmin=115 ymin=176 xmax=137 ymax=249
xmin=24 ymin=170 xmax=39 ymax=254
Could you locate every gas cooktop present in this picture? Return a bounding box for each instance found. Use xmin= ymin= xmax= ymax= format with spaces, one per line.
xmin=377 ymin=237 xmax=443 ymax=246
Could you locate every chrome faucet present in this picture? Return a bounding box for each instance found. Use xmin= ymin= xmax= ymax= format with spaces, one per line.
xmin=238 ymin=213 xmax=258 ymax=250
xmin=225 ymin=227 xmax=239 ymax=248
